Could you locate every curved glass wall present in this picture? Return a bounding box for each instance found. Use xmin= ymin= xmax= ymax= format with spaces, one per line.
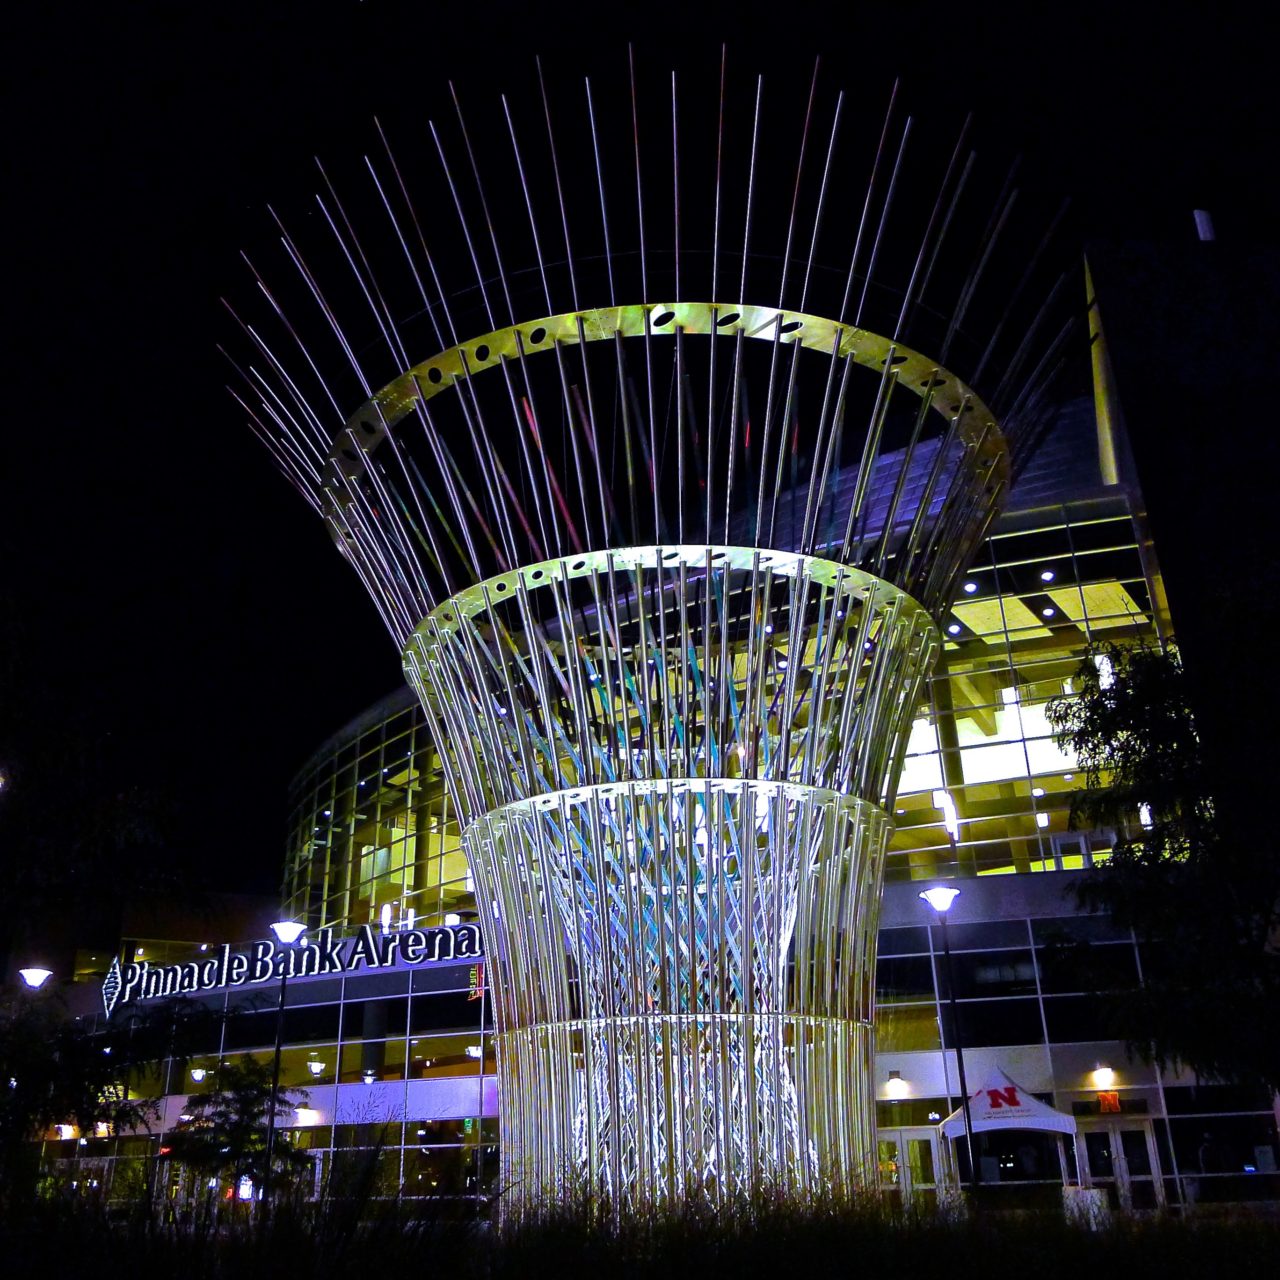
xmin=889 ymin=491 xmax=1162 ymax=881
xmin=285 ymin=490 xmax=1163 ymax=930
xmin=285 ymin=694 xmax=470 ymax=933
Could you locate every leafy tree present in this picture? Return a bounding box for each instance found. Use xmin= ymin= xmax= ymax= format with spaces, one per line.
xmin=110 ymin=995 xmax=227 ymax=1094
xmin=0 ymin=990 xmax=159 ymax=1209
xmin=1047 ymin=640 xmax=1280 ymax=1093
xmin=165 ymin=1058 xmax=311 ymax=1202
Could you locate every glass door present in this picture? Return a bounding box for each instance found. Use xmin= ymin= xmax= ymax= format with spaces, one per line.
xmin=878 ymin=1127 xmax=940 ymax=1209
xmin=1080 ymin=1120 xmax=1163 ymax=1210
xmin=877 ymin=1135 xmax=903 ymax=1209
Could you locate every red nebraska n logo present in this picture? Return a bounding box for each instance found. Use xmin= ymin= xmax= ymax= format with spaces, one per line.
xmin=987 ymin=1086 xmax=1020 ymax=1108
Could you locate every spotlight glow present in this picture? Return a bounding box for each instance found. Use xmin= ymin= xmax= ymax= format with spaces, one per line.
xmin=918 ymin=886 xmax=961 ymax=914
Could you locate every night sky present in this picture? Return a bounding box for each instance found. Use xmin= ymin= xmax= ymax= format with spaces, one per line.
xmin=3 ymin=2 xmax=1274 ymax=911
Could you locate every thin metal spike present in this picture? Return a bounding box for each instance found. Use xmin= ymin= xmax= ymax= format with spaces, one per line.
xmin=502 ymin=94 xmax=556 ymax=316
xmin=375 ymin=118 xmax=461 ymax=347
xmin=535 ymin=60 xmax=581 ymax=313
xmin=313 ymin=186 xmax=406 ymax=372
xmin=990 ymin=268 xmax=1071 ymax=407
xmin=800 ymin=342 xmax=855 ymax=553
xmin=429 ymin=117 xmax=499 ymax=332
xmin=672 ymin=70 xmax=681 ymax=304
xmin=721 ymin=329 xmax=746 ymax=545
xmin=629 ymin=46 xmax=649 ymax=303
xmin=739 ymin=76 xmax=763 ymax=306
xmin=855 ymin=118 xmax=911 ymax=329
xmin=236 ymin=256 xmax=341 ymax=423
xmin=550 ymin=341 xmax=598 ymax=548
xmin=494 ymin=356 xmax=558 ymax=556
xmin=973 ymin=196 xmax=1070 ymax=386
xmin=904 ymin=150 xmax=976 ymax=341
xmin=839 ymin=79 xmax=898 ymax=321
xmin=893 ymin=114 xmax=971 ymax=341
xmin=450 ymin=83 xmax=521 ymax=327
xmin=585 ymin=78 xmax=617 ymax=309
xmin=316 ymin=157 xmax=410 ymax=369
xmin=269 ymin=210 xmax=374 ymax=398
xmin=711 ymin=47 xmax=726 ymax=304
xmin=365 ymin=151 xmax=446 ymax=352
xmin=941 ymin=157 xmax=1020 ymax=363
xmin=800 ymin=90 xmax=844 ymax=315
xmin=778 ymin=58 xmax=821 ymax=307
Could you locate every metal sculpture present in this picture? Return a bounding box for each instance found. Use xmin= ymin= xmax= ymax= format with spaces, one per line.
xmin=229 ymin=55 xmax=1069 ymax=1215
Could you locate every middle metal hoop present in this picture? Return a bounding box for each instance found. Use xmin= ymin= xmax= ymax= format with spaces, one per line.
xmin=402 ymin=545 xmax=939 ymax=816
xmin=402 ymin=543 xmax=939 ymax=1212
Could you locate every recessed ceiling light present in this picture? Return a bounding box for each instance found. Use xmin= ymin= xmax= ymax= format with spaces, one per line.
xmin=947 ymin=623 xmax=961 ymax=635
xmin=963 ymin=581 xmax=978 ymax=594
xmin=1031 ymin=787 xmax=1045 ymax=797
xmin=1041 ymin=607 xmax=1055 ymax=618
xmin=1040 ymin=569 xmax=1056 ymax=582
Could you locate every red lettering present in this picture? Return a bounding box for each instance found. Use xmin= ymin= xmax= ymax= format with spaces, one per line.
xmin=987 ymin=1086 xmax=1020 ymax=1108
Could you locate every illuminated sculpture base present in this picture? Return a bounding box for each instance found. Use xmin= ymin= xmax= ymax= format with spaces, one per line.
xmin=405 ymin=546 xmax=939 ymax=1217
xmin=463 ymin=780 xmax=890 ymax=1213
xmin=498 ymin=1016 xmax=874 ymax=1206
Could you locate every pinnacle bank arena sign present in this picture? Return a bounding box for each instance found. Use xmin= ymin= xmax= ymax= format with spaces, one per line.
xmin=101 ymin=924 xmax=483 ymax=1018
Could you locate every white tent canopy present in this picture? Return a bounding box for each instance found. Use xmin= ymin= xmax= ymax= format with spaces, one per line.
xmin=939 ymin=1067 xmax=1077 ymax=1138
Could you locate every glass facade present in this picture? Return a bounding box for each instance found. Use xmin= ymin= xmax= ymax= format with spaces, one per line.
xmin=49 ymin=893 xmax=1279 ymax=1211
xmin=872 ymin=893 xmax=1280 ymax=1210
xmin=283 ymin=696 xmax=470 ymax=935
xmin=47 ymin=957 xmax=498 ymax=1207
xmin=40 ymin=398 xmax=1277 ymax=1212
xmin=890 ymin=492 xmax=1162 ymax=882
xmin=283 ymin=476 xmax=1163 ymax=926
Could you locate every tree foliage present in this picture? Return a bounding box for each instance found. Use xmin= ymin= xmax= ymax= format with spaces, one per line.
xmin=0 ymin=992 xmax=160 ymax=1208
xmin=165 ymin=1058 xmax=311 ymax=1197
xmin=1047 ymin=640 xmax=1280 ymax=1093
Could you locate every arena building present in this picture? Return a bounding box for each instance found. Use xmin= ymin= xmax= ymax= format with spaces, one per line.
xmin=41 ymin=369 xmax=1278 ymax=1214
xmin=29 ymin=55 xmax=1280 ymax=1213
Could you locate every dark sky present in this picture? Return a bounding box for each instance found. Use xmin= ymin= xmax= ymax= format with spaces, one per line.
xmin=3 ymin=1 xmax=1274 ymax=904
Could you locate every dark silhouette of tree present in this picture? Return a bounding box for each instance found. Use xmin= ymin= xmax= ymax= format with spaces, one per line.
xmin=1047 ymin=640 xmax=1280 ymax=1093
xmin=0 ymin=989 xmax=160 ymax=1210
xmin=165 ymin=1058 xmax=311 ymax=1202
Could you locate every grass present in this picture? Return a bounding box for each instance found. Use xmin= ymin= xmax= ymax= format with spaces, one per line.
xmin=2 ymin=1190 xmax=1277 ymax=1280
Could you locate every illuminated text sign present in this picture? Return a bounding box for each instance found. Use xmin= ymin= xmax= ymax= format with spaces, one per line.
xmin=101 ymin=924 xmax=482 ymax=1018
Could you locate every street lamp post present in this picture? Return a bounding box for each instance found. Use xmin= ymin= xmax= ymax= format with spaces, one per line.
xmin=919 ymin=886 xmax=982 ymax=1197
xmin=262 ymin=921 xmax=305 ymax=1211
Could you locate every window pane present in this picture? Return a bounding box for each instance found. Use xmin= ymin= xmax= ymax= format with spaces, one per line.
xmin=1041 ymin=995 xmax=1122 ymax=1043
xmin=940 ymin=950 xmax=1039 ymax=999
xmin=942 ymin=998 xmax=1043 ymax=1048
xmin=875 ymin=1004 xmax=940 ymax=1052
xmin=1036 ymin=942 xmax=1138 ymax=994
xmin=878 ymin=926 xmax=930 ymax=956
xmin=876 ymin=955 xmax=936 ymax=1004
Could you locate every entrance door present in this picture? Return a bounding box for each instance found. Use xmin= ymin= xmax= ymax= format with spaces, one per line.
xmin=877 ymin=1127 xmax=941 ymax=1210
xmin=1079 ymin=1120 xmax=1163 ymax=1210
